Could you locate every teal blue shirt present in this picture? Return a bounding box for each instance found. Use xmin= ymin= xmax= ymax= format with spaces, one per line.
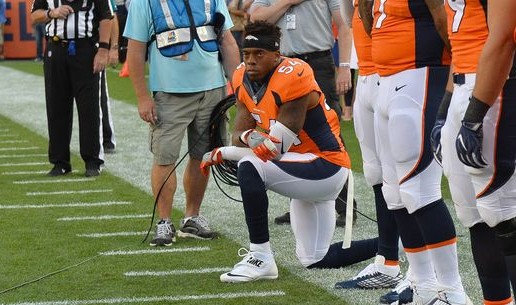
xmin=123 ymin=0 xmax=233 ymax=93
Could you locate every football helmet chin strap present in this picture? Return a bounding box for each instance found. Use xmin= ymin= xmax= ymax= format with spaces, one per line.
xmin=268 ymin=121 xmax=298 ymax=159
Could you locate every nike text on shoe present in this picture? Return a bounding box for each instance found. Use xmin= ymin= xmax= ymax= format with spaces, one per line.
xmin=220 ymin=248 xmax=278 ymax=283
xmin=177 ymin=215 xmax=218 ymax=240
xmin=150 ymin=220 xmax=176 ymax=247
xmin=335 ymin=255 xmax=402 ymax=289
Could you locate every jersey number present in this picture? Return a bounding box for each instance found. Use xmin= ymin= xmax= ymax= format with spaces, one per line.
xmin=374 ymin=0 xmax=388 ymax=29
xmin=447 ymin=0 xmax=465 ymax=33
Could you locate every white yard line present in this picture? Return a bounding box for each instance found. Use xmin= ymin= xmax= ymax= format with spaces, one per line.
xmin=1 ymin=170 xmax=49 ymax=175
xmin=14 ymin=178 xmax=95 ymax=184
xmin=0 ymin=139 xmax=29 ymax=144
xmin=0 ymin=146 xmax=39 ymax=151
xmin=78 ymin=231 xmax=147 ymax=238
xmin=26 ymin=189 xmax=112 ymax=196
xmin=7 ymin=291 xmax=286 ymax=305
xmin=99 ymin=247 xmax=210 ymax=256
xmin=57 ymin=214 xmax=151 ymax=221
xmin=0 ymin=161 xmax=47 ymax=167
xmin=0 ymin=153 xmax=47 ymax=158
xmin=0 ymin=201 xmax=132 ymax=209
xmin=124 ymin=267 xmax=231 ymax=276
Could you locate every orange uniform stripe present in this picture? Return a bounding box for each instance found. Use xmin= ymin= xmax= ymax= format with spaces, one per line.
xmin=426 ymin=237 xmax=457 ymax=250
xmin=445 ymin=0 xmax=488 ymax=73
xmin=384 ymin=259 xmax=399 ymax=266
xmin=352 ymin=0 xmax=376 ymax=76
xmin=484 ymin=297 xmax=514 ymax=305
xmin=404 ymin=246 xmax=428 ymax=253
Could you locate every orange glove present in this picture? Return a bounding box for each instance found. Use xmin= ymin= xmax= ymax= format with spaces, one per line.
xmin=200 ymin=148 xmax=223 ymax=176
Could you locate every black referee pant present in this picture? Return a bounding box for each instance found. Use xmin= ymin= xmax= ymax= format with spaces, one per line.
xmin=44 ymin=39 xmax=104 ymax=170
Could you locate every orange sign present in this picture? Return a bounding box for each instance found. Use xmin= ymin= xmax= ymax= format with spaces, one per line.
xmin=4 ymin=0 xmax=37 ymax=59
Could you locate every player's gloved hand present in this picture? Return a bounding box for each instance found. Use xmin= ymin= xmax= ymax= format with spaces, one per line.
xmin=200 ymin=148 xmax=223 ymax=176
xmin=241 ymin=129 xmax=280 ymax=162
xmin=430 ymin=119 xmax=445 ymax=166
xmin=455 ymin=96 xmax=490 ymax=169
xmin=456 ymin=121 xmax=487 ymax=168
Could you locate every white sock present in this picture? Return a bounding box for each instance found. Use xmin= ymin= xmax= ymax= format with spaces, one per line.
xmin=250 ymin=242 xmax=272 ymax=254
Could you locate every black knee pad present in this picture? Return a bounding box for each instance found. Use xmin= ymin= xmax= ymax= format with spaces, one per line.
xmin=494 ymin=217 xmax=516 ymax=255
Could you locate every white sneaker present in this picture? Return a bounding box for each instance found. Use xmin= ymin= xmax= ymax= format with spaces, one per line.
xmin=335 ymin=255 xmax=403 ymax=289
xmin=220 ymin=248 xmax=278 ymax=283
xmin=432 ymin=290 xmax=473 ymax=305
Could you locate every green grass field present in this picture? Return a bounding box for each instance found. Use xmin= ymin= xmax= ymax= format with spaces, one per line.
xmin=0 ymin=61 xmax=475 ymax=305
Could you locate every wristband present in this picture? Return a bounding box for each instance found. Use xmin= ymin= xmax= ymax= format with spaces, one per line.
xmin=98 ymin=42 xmax=110 ymax=50
xmin=436 ymin=90 xmax=453 ymax=121
xmin=463 ymin=95 xmax=490 ymax=123
xmin=46 ymin=9 xmax=53 ymax=19
xmin=339 ymin=62 xmax=350 ymax=68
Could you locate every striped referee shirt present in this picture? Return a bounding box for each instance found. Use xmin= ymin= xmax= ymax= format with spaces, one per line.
xmin=31 ymin=0 xmax=113 ymax=40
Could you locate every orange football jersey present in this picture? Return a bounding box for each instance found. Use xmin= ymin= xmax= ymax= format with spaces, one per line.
xmin=232 ymin=58 xmax=351 ymax=168
xmin=371 ymin=0 xmax=450 ymax=76
xmin=445 ymin=0 xmax=488 ymax=73
xmin=352 ymin=0 xmax=376 ymax=76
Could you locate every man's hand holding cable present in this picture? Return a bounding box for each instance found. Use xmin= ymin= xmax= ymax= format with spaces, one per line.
xmin=456 ymin=96 xmax=489 ymax=168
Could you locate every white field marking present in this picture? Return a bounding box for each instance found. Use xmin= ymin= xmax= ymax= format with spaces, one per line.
xmin=0 ymin=139 xmax=29 ymax=144
xmin=0 ymin=146 xmax=39 ymax=151
xmin=0 ymin=162 xmax=47 ymax=167
xmin=0 ymin=153 xmax=47 ymax=158
xmin=124 ymin=267 xmax=231 ymax=277
xmin=8 ymin=291 xmax=286 ymax=305
xmin=78 ymin=231 xmax=147 ymax=238
xmin=2 ymin=170 xmax=50 ymax=175
xmin=0 ymin=134 xmax=15 ymax=137
xmin=14 ymin=178 xmax=95 ymax=184
xmin=100 ymin=247 xmax=210 ymax=256
xmin=57 ymin=214 xmax=151 ymax=221
xmin=0 ymin=201 xmax=131 ymax=209
xmin=26 ymin=189 xmax=112 ymax=196
xmin=0 ymin=129 xmax=9 ymax=132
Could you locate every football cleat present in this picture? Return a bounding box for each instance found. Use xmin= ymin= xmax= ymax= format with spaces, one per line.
xmin=432 ymin=290 xmax=473 ymax=305
xmin=335 ymin=255 xmax=402 ymax=289
xmin=220 ymin=248 xmax=278 ymax=283
xmin=398 ymin=287 xmax=439 ymax=305
xmin=379 ymin=276 xmax=412 ymax=305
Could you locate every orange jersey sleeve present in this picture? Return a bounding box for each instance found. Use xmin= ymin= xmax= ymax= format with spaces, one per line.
xmin=352 ymin=0 xmax=376 ymax=76
xmin=232 ymin=58 xmax=351 ymax=168
xmin=446 ymin=0 xmax=488 ymax=73
xmin=371 ymin=0 xmax=450 ymax=76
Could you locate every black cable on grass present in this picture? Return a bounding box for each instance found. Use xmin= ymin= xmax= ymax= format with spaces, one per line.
xmin=0 ymin=245 xmax=132 ymax=296
xmin=141 ymin=94 xmax=241 ymax=243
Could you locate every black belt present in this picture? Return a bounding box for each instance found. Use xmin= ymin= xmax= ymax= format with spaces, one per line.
xmin=48 ymin=37 xmax=92 ymax=47
xmin=453 ymin=73 xmax=465 ymax=85
xmin=291 ymin=50 xmax=331 ymax=62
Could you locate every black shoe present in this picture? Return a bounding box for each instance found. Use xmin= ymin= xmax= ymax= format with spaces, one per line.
xmin=103 ymin=144 xmax=116 ymax=154
xmin=274 ymin=212 xmax=291 ymax=225
xmin=85 ymin=165 xmax=101 ymax=177
xmin=336 ymin=209 xmax=357 ymax=227
xmin=47 ymin=165 xmax=71 ymax=177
